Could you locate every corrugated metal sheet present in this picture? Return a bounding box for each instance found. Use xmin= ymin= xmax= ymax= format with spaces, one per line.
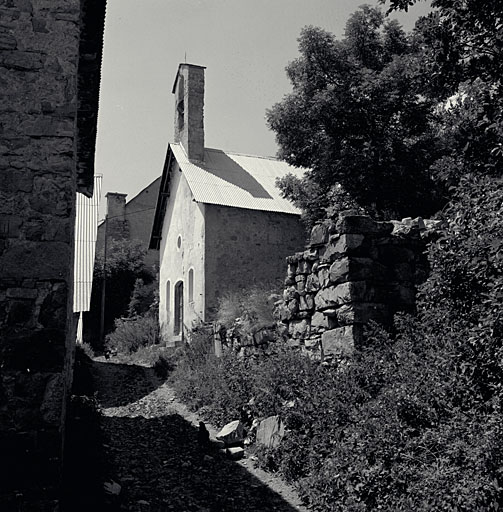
xmin=170 ymin=143 xmax=305 ymax=214
xmin=73 ymin=175 xmax=102 ymax=312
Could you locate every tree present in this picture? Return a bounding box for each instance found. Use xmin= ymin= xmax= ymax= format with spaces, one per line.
xmin=85 ymin=239 xmax=155 ymax=350
xmin=267 ymin=7 xmax=444 ymax=224
xmin=385 ymin=0 xmax=503 ymax=187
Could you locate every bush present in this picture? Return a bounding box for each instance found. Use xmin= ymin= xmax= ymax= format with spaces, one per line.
xmin=168 ymin=175 xmax=503 ymax=511
xmin=105 ymin=314 xmax=159 ymax=354
xmin=78 ymin=342 xmax=95 ymax=360
xmin=216 ymin=285 xmax=278 ymax=338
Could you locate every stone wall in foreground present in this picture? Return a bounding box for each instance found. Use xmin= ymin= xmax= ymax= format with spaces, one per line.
xmin=0 ymin=1 xmax=82 ymax=508
xmin=276 ymin=213 xmax=439 ymax=359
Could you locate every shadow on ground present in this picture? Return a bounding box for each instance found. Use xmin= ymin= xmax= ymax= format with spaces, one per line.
xmin=89 ymin=360 xmax=160 ymax=408
xmin=102 ymin=413 xmax=301 ymax=512
xmin=64 ymin=356 xmax=303 ymax=512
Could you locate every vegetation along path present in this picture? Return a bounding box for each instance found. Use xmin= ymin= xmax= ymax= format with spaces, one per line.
xmin=90 ymin=357 xmax=308 ymax=512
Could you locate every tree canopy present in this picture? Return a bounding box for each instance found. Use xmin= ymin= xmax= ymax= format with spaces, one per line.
xmin=267 ymin=3 xmax=502 ymax=224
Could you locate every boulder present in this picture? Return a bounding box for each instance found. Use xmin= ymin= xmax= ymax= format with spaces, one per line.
xmin=216 ymin=420 xmax=244 ymax=446
xmin=256 ymin=415 xmax=285 ymax=449
xmin=226 ymin=446 xmax=245 ymax=460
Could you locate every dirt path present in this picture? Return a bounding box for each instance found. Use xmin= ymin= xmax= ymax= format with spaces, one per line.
xmin=90 ymin=358 xmax=309 ymax=512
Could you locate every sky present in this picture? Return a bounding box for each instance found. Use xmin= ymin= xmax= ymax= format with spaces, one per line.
xmin=95 ymin=0 xmax=431 ymax=218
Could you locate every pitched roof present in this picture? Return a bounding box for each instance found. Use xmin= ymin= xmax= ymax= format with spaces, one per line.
xmin=149 ymin=143 xmax=306 ymax=250
xmin=171 ymin=143 xmax=304 ymax=214
xmin=76 ymin=0 xmax=108 ymax=197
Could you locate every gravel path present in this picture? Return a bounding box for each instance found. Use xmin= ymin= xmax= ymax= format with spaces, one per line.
xmin=90 ymin=358 xmax=308 ymax=512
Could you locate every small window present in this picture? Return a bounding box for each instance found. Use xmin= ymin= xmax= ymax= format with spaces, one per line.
xmin=188 ymin=269 xmax=194 ymax=303
xmin=166 ymin=280 xmax=171 ymax=315
xmin=177 ymin=235 xmax=182 ymax=250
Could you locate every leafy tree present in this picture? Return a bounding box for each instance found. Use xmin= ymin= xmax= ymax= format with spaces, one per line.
xmin=85 ymin=239 xmax=155 ymax=350
xmin=385 ymin=0 xmax=503 ymax=84
xmin=267 ymin=7 xmax=444 ymax=223
xmin=386 ymin=0 xmax=503 ymax=187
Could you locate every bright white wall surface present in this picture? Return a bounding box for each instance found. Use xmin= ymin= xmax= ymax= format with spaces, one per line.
xmin=158 ymin=163 xmax=205 ymax=345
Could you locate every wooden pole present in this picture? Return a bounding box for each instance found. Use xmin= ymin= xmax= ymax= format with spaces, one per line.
xmin=99 ymin=215 xmax=108 ymax=347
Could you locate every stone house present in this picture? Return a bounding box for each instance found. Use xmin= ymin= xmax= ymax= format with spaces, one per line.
xmin=96 ymin=177 xmax=161 ymax=269
xmin=0 ymin=0 xmax=106 ymax=508
xmin=150 ymin=64 xmax=307 ymax=345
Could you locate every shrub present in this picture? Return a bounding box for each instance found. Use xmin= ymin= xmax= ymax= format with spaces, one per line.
xmin=105 ymin=314 xmax=159 ymax=354
xmin=216 ymin=284 xmax=279 ymax=338
xmin=78 ymin=342 xmax=95 ymax=360
xmin=167 ymin=176 xmax=503 ymax=511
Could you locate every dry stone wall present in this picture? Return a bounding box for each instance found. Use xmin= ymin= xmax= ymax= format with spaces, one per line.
xmin=276 ymin=213 xmax=439 ymax=359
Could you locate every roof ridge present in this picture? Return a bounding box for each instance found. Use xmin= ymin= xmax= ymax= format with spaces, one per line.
xmin=169 ymin=142 xmax=279 ymax=162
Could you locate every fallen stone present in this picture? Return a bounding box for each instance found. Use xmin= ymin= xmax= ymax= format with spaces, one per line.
xmin=216 ymin=420 xmax=244 ymax=446
xmin=256 ymin=415 xmax=285 ymax=449
xmin=226 ymin=446 xmax=245 ymax=460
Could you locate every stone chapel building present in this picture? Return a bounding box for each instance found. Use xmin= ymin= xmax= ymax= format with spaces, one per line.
xmin=150 ymin=64 xmax=307 ymax=345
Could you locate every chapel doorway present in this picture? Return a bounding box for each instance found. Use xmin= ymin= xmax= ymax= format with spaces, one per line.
xmin=174 ymin=281 xmax=183 ymax=336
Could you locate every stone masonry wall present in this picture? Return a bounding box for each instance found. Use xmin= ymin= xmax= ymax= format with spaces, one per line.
xmin=0 ymin=1 xmax=82 ymax=507
xmin=204 ymin=204 xmax=307 ymax=320
xmin=276 ymin=213 xmax=439 ymax=360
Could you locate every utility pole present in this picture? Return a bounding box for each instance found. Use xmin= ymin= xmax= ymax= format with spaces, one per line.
xmin=99 ymin=215 xmax=108 ymax=346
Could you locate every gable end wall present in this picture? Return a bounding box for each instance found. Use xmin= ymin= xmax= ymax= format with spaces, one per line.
xmin=158 ymin=164 xmax=205 ymax=344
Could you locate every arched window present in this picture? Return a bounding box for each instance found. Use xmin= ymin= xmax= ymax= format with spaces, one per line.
xmin=188 ymin=269 xmax=194 ymax=303
xmin=166 ymin=280 xmax=171 ymax=316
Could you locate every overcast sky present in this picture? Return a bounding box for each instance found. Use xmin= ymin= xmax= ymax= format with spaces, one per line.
xmin=95 ymin=0 xmax=431 ymax=218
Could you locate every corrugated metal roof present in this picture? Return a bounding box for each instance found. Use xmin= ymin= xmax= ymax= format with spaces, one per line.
xmin=73 ymin=175 xmax=102 ymax=312
xmin=170 ymin=143 xmax=305 ymax=214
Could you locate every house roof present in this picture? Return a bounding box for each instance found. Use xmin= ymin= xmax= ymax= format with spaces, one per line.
xmin=76 ymin=0 xmax=108 ymax=197
xmin=171 ymin=143 xmax=304 ymax=214
xmin=149 ymin=143 xmax=306 ymax=250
